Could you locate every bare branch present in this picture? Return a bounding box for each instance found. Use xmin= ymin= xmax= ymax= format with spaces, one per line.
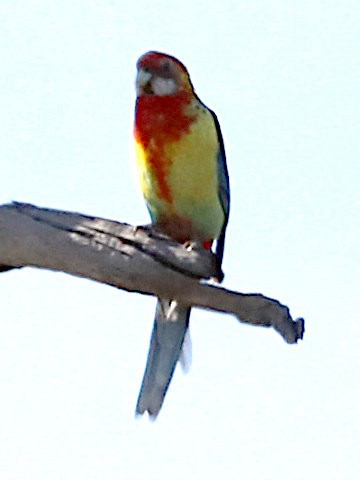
xmin=0 ymin=202 xmax=304 ymax=343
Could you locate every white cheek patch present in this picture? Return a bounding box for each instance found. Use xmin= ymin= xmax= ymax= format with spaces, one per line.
xmin=152 ymin=77 xmax=177 ymax=95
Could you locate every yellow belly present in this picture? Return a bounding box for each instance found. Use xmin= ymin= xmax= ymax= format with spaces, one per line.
xmin=135 ymin=107 xmax=224 ymax=242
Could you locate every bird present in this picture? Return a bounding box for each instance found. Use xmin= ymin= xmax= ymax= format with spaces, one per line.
xmin=133 ymin=51 xmax=230 ymax=418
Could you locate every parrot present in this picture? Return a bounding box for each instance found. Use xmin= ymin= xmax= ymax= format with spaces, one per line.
xmin=134 ymin=51 xmax=230 ymax=418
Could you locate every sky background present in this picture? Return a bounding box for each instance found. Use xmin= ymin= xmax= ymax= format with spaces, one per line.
xmin=0 ymin=1 xmax=359 ymax=479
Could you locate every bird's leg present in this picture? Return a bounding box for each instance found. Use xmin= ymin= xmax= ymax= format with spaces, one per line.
xmin=182 ymin=239 xmax=203 ymax=251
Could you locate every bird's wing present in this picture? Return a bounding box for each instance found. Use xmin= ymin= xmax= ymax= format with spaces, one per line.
xmin=210 ymin=110 xmax=230 ymax=266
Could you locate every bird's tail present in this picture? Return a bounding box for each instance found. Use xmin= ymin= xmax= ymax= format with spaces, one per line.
xmin=135 ymin=299 xmax=191 ymax=418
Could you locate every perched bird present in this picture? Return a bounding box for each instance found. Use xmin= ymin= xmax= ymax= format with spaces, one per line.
xmin=134 ymin=51 xmax=230 ymax=418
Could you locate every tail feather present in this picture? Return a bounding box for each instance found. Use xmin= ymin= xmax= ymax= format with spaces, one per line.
xmin=136 ymin=299 xmax=191 ymax=418
xmin=179 ymin=327 xmax=192 ymax=373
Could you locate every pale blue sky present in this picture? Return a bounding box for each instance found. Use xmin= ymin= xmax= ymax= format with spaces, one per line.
xmin=0 ymin=1 xmax=359 ymax=479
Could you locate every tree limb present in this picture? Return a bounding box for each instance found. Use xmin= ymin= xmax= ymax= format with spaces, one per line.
xmin=0 ymin=202 xmax=304 ymax=343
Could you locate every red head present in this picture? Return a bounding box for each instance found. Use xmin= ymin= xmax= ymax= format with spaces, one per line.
xmin=135 ymin=51 xmax=194 ymax=97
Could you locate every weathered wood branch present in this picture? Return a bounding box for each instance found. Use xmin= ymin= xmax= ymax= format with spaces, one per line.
xmin=0 ymin=202 xmax=304 ymax=343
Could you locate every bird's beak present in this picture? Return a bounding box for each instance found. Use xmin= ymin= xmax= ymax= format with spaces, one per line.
xmin=136 ymin=69 xmax=152 ymax=96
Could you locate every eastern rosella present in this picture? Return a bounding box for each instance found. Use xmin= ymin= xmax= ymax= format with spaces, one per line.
xmin=134 ymin=51 xmax=230 ymax=418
